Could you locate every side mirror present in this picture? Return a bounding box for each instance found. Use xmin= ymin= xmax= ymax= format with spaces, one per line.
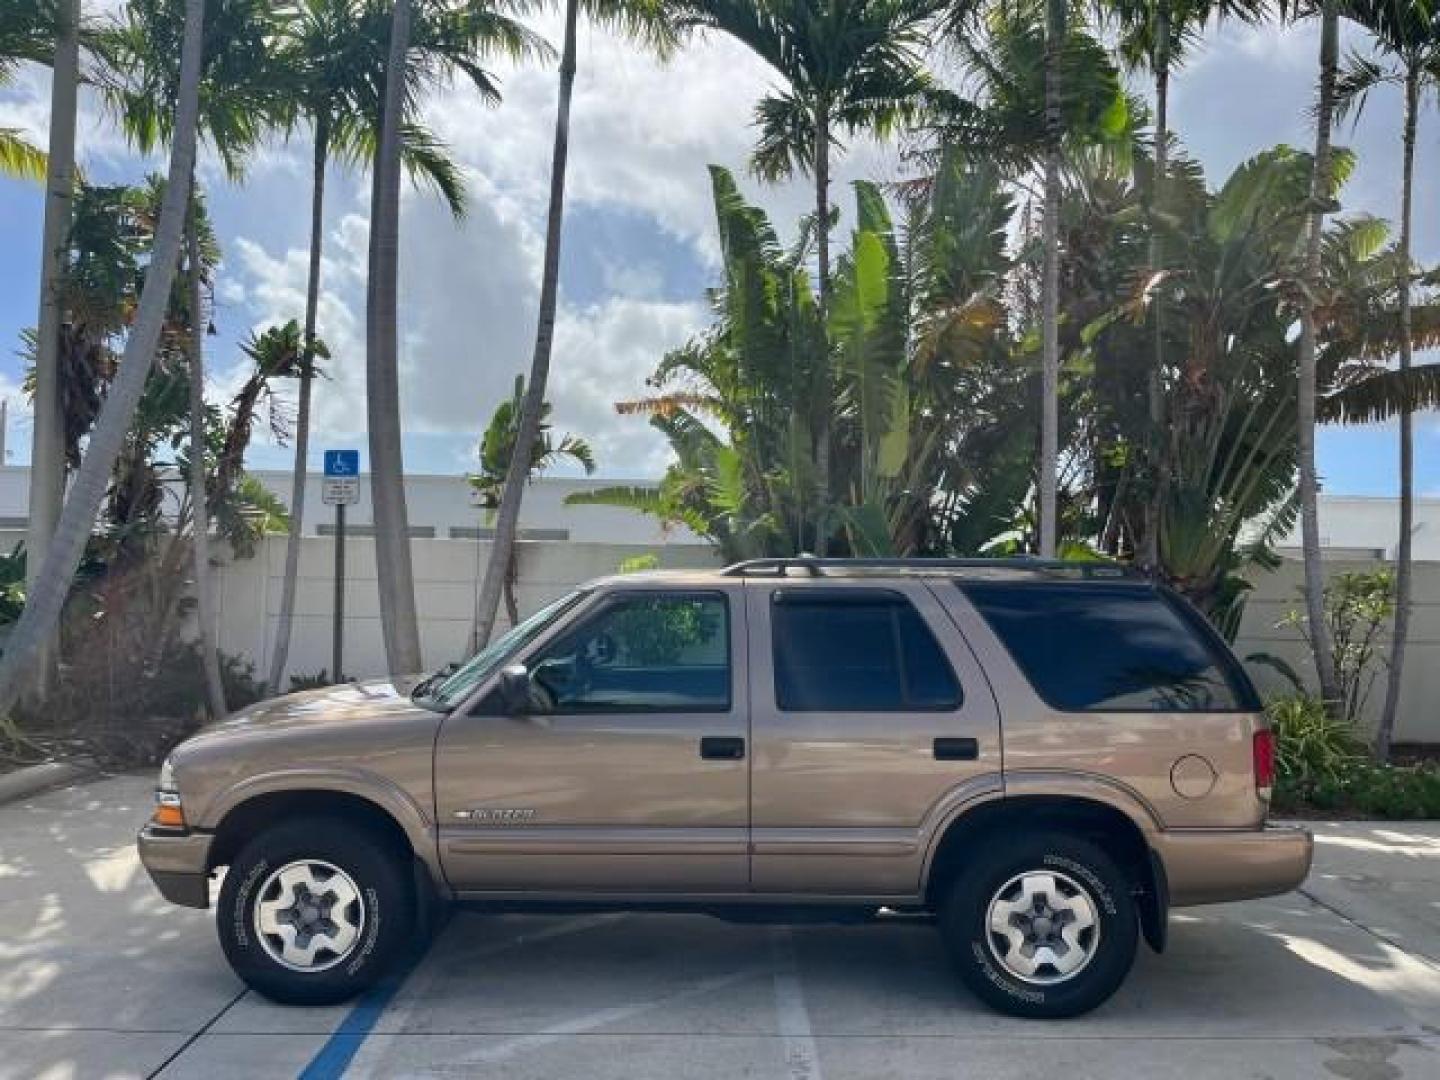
xmin=498 ymin=664 xmax=531 ymax=715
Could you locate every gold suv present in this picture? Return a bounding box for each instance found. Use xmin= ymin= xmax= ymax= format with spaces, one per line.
xmin=138 ymin=557 xmax=1312 ymax=1018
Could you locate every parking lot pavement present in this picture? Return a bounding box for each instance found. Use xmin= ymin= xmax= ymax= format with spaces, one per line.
xmin=2 ymin=775 xmax=1437 ymax=1080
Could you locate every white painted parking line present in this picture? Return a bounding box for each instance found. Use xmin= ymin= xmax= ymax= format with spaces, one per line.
xmin=456 ymin=966 xmax=768 ymax=1068
xmin=770 ymin=928 xmax=821 ymax=1080
xmin=344 ymin=914 xmax=629 ymax=1078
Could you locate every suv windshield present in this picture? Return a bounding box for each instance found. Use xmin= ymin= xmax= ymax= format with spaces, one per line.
xmin=420 ymin=590 xmax=588 ymax=710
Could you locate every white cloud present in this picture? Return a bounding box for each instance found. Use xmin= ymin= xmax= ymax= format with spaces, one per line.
xmin=425 ymin=20 xmax=905 ymax=261
xmin=224 ymin=164 xmax=703 ymax=478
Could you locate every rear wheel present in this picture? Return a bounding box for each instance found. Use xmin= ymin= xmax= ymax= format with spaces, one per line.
xmin=938 ymin=832 xmax=1138 ymax=1019
xmin=217 ymin=818 xmax=415 ymax=1005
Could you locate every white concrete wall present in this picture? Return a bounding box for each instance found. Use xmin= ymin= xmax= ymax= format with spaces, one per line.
xmin=214 ymin=535 xmax=721 ymax=686
xmin=1233 ymin=559 xmax=1440 ymax=744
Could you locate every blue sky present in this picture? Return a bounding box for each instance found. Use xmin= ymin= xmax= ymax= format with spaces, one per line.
xmin=0 ymin=14 xmax=1436 ymax=495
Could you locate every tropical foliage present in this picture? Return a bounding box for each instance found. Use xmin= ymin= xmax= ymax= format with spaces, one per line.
xmin=3 ymin=0 xmax=1440 ymax=773
xmin=469 ymin=375 xmax=595 ymax=631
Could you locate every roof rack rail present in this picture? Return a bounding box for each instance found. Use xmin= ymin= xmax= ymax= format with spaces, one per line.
xmin=719 ymin=556 xmax=1136 ymax=579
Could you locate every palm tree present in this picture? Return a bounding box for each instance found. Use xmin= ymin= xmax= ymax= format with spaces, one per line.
xmin=365 ymin=0 xmax=543 ymax=676
xmin=0 ymin=0 xmax=207 ymax=715
xmin=1039 ymin=0 xmax=1065 ymax=557
xmin=1101 ymin=0 xmax=1264 ymax=567
xmin=23 ymin=0 xmax=79 ymax=698
xmin=677 ymin=0 xmax=936 ymax=553
xmin=185 ymin=196 xmax=226 ymax=715
xmin=469 ymin=0 xmax=674 ymax=651
xmin=0 ymin=0 xmax=56 ymax=180
xmin=1333 ymin=0 xmax=1439 ymax=758
xmin=102 ymin=0 xmax=290 ymax=716
xmin=265 ymin=0 xmax=506 ymax=691
xmin=932 ymin=1 xmax=1128 ymax=554
xmin=367 ymin=0 xmax=422 ymax=677
xmin=1296 ymin=0 xmax=1343 ymax=708
xmin=469 ymin=375 xmax=594 ymax=635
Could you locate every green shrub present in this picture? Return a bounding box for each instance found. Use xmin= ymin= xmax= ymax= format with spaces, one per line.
xmin=1292 ymin=763 xmax=1440 ymax=820
xmin=1266 ymin=693 xmax=1366 ymax=788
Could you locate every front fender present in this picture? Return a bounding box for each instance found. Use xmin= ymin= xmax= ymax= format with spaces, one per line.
xmin=198 ymin=767 xmax=442 ymax=882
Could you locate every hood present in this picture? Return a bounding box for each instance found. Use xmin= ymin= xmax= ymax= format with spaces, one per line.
xmin=186 ymin=677 xmax=430 ymax=743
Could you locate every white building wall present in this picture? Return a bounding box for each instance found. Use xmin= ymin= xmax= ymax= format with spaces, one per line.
xmin=0 ymin=465 xmax=705 ymax=546
xmin=1273 ymin=496 xmax=1440 ymax=561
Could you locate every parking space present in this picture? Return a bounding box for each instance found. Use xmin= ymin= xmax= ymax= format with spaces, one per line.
xmin=3 ymin=775 xmax=1437 ymax=1079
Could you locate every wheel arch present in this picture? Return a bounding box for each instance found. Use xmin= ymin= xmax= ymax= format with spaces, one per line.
xmin=923 ymin=794 xmax=1168 ymax=953
xmin=204 ymin=779 xmax=442 ymax=892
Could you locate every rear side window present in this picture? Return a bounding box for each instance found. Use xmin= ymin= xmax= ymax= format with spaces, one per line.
xmin=960 ymin=582 xmax=1255 ymax=713
xmin=772 ymin=591 xmax=961 ymax=711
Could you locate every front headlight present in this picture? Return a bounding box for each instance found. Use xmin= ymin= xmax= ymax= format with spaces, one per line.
xmin=152 ymin=756 xmax=185 ymax=828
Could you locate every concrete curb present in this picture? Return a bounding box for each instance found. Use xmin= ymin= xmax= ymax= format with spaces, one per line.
xmin=0 ymin=759 xmax=95 ymax=806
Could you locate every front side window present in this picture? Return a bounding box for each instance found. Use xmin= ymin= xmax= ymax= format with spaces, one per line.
xmin=772 ymin=591 xmax=962 ymax=712
xmin=960 ymin=581 xmax=1254 ymax=712
xmin=526 ymin=593 xmax=730 ymax=713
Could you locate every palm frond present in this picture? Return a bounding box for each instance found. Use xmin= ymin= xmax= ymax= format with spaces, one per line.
xmin=1321 ymin=362 xmax=1440 ymax=424
xmin=0 ymin=128 xmax=47 ymax=182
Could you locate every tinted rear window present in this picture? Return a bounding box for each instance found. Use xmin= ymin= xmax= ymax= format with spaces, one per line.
xmin=959 ymin=582 xmax=1254 ymax=712
xmin=773 ymin=591 xmax=961 ymax=711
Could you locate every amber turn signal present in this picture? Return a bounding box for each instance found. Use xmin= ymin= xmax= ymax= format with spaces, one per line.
xmin=152 ymin=797 xmax=185 ymax=829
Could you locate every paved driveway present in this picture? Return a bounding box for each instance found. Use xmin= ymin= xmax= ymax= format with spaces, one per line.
xmin=2 ymin=775 xmax=1437 ymax=1079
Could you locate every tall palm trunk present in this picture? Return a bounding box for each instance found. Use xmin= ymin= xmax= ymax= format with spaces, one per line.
xmin=0 ymin=0 xmax=206 ymax=714
xmin=367 ymin=0 xmax=423 ymax=676
xmin=1038 ymin=0 xmax=1064 ymax=558
xmin=813 ymin=103 xmax=831 ymax=556
xmin=470 ymin=0 xmax=578 ymax=651
xmin=1142 ymin=6 xmax=1170 ymax=571
xmin=24 ymin=0 xmax=80 ymax=698
xmin=186 ymin=197 xmax=227 ymax=718
xmin=1375 ymin=64 xmax=1418 ymax=761
xmin=268 ymin=120 xmax=329 ymax=691
xmin=1297 ymin=0 xmax=1341 ymax=707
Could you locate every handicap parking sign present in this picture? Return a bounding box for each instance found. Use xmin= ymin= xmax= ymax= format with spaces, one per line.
xmin=324 ymin=449 xmax=359 ymax=477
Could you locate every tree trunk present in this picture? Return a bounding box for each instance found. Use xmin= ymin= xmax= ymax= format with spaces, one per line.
xmin=504 ymin=549 xmax=519 ymax=629
xmin=24 ymin=0 xmax=80 ymax=698
xmin=366 ymin=0 xmax=423 ymax=677
xmin=1038 ymin=0 xmax=1064 ymax=558
xmin=268 ymin=120 xmax=329 ymax=692
xmin=1375 ymin=64 xmax=1418 ymax=761
xmin=0 ymin=0 xmax=206 ymax=714
xmin=813 ymin=105 xmax=832 ymax=556
xmin=1296 ymin=0 xmax=1341 ymax=707
xmin=186 ymin=196 xmax=227 ymax=718
xmin=470 ymin=0 xmax=578 ymax=652
xmin=1141 ymin=12 xmax=1170 ymax=572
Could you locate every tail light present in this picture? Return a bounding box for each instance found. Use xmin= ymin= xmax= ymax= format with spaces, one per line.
xmin=1253 ymin=728 xmax=1276 ymax=799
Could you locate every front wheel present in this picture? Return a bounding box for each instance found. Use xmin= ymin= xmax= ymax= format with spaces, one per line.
xmin=938 ymin=832 xmax=1138 ymax=1019
xmin=217 ymin=818 xmax=415 ymax=1005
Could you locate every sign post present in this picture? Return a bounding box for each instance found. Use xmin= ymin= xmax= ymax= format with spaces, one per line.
xmin=322 ymin=450 xmax=360 ymax=680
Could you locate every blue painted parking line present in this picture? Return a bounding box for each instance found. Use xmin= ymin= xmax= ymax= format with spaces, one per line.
xmin=297 ymin=911 xmax=446 ymax=1080
xmin=296 ymin=967 xmax=410 ymax=1080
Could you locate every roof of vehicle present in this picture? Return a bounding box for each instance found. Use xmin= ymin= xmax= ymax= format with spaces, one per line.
xmin=588 ymin=557 xmax=1148 ymax=588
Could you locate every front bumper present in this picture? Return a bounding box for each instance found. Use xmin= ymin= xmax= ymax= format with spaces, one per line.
xmin=1152 ymin=824 xmax=1313 ymax=907
xmin=137 ymin=825 xmax=213 ymax=908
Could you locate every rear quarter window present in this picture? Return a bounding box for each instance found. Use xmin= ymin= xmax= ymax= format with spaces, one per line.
xmin=959 ymin=581 xmax=1258 ymax=713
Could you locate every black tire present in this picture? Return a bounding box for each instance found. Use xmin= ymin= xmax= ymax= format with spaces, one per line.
xmin=938 ymin=831 xmax=1138 ymax=1019
xmin=217 ymin=818 xmax=416 ymax=1005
